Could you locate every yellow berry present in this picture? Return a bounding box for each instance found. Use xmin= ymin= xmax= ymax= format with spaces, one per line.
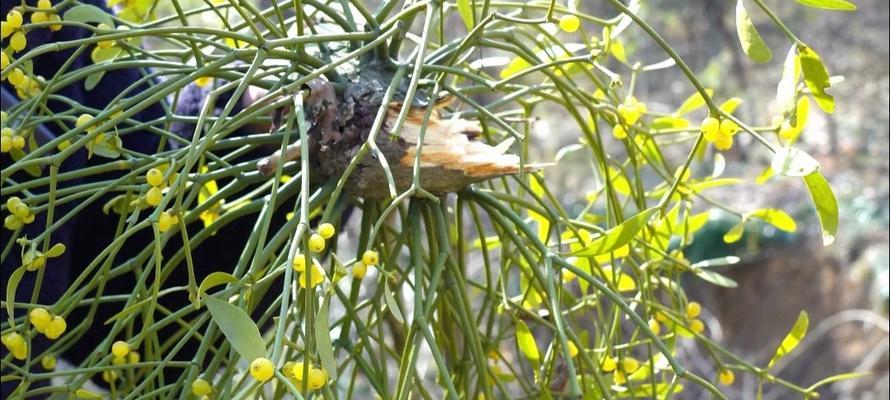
xmin=1 ymin=51 xmax=9 ymax=69
xmin=690 ymin=318 xmax=705 ymax=334
xmin=686 ymin=301 xmax=702 ymax=319
xmin=713 ymin=133 xmax=733 ymax=151
xmin=76 ymin=113 xmax=93 ymax=128
xmin=12 ymin=135 xmax=25 ymax=149
xmin=719 ymin=119 xmax=739 ymax=136
xmin=558 ymin=15 xmax=581 ymax=33
xmin=112 ymin=356 xmax=126 ymax=365
xmin=0 ymin=136 xmax=11 ymax=152
xmin=2 ymin=332 xmax=26 ymax=360
xmin=719 ymin=369 xmax=735 ymax=386
xmin=4 ymin=215 xmax=23 ymax=230
xmin=111 ymin=341 xmax=130 ymax=358
xmin=613 ymin=371 xmax=627 ymax=384
xmin=701 ymin=117 xmax=720 ymax=141
xmin=361 ymin=250 xmax=379 ymax=266
xmin=612 ymin=125 xmax=627 ymax=139
xmin=317 ymin=223 xmax=335 ymax=239
xmin=566 ymin=341 xmax=579 ymax=358
xmin=12 ymin=202 xmax=29 ymax=218
xmin=648 ymin=318 xmax=661 ymax=335
xmin=292 ymin=361 xmax=308 ymax=380
xmin=145 ymin=186 xmax=162 ymax=207
xmin=10 ymin=31 xmax=27 ymax=52
xmin=194 ymin=76 xmax=212 ymax=88
xmin=128 ymin=350 xmax=139 ymax=364
xmin=27 ymin=255 xmax=46 ymax=271
xmin=38 ymin=0 xmax=53 ymax=10
xmin=6 ymin=10 xmax=23 ymax=29
xmin=41 ymin=355 xmax=56 ymax=370
xmin=618 ymin=103 xmax=642 ymax=125
xmin=292 ymin=253 xmax=306 ymax=272
xmin=0 ymin=22 xmax=12 ymax=39
xmin=601 ymin=356 xmax=617 ymax=372
xmin=8 ymin=68 xmax=25 ymax=86
xmin=621 ymin=357 xmax=639 ymax=374
xmin=48 ymin=14 xmax=61 ymax=31
xmin=352 ymin=262 xmax=367 ymax=279
xmin=145 ymin=168 xmax=164 ymax=187
xmin=29 ymin=307 xmax=52 ymax=331
xmin=31 ymin=12 xmax=48 ymax=24
xmin=307 ymin=367 xmax=327 ymax=389
xmin=250 ymin=357 xmax=274 ymax=382
xmin=102 ymin=370 xmax=118 ymax=383
xmin=299 ymin=262 xmax=325 ymax=289
xmin=158 ymin=211 xmax=176 ymax=233
xmin=191 ymin=378 xmax=212 ymax=396
xmin=44 ymin=316 xmax=67 ymax=339
xmin=308 ymin=233 xmax=325 ymax=253
xmin=5 ymin=196 xmax=21 ymax=212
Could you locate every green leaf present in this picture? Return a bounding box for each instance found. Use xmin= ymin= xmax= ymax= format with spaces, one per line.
xmin=198 ymin=272 xmax=238 ymax=296
xmin=45 ymin=243 xmax=66 ymax=258
xmin=104 ymin=298 xmax=150 ymax=325
xmin=736 ymin=0 xmax=773 ymax=63
xmin=651 ymin=116 xmax=690 ymax=130
xmin=571 ymin=208 xmax=657 ymax=256
xmin=768 ymin=311 xmax=809 ymax=368
xmin=457 ymin=0 xmax=475 ymax=30
xmin=723 ymin=221 xmax=746 ymax=244
xmin=85 ymin=71 xmax=106 ymax=91
xmin=203 ymin=295 xmax=266 ymax=361
xmin=64 ymin=4 xmax=114 ymax=25
xmin=515 ymin=320 xmax=540 ymax=362
xmin=10 ymin=148 xmax=42 ymax=177
xmin=384 ymin=283 xmax=404 ymax=323
xmin=316 ymin=296 xmax=338 ymax=379
xmin=798 ymin=45 xmax=835 ymax=113
xmin=675 ymin=89 xmax=714 ymax=116
xmin=795 ymin=0 xmax=857 ymax=11
xmin=749 ymin=208 xmax=797 ymax=232
xmin=806 ymin=372 xmax=870 ymax=392
xmin=803 ymin=172 xmax=838 ymax=246
xmin=5 ymin=266 xmax=26 ymax=326
xmin=771 ymin=147 xmax=820 ymax=177
xmin=691 ymin=256 xmax=741 ymax=269
xmin=694 ymin=269 xmax=738 ymax=288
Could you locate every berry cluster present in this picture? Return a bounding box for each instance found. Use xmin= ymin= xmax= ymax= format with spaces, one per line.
xmin=29 ymin=307 xmax=67 ymax=340
xmin=613 ymin=97 xmax=648 ymax=140
xmin=700 ymin=116 xmax=740 ymax=151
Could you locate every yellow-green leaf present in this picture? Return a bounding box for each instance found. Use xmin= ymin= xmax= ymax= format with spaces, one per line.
xmin=694 ymin=269 xmax=738 ymax=288
xmin=64 ymin=4 xmax=114 ymax=25
xmin=5 ymin=266 xmax=26 ymax=326
xmin=675 ymin=89 xmax=714 ymax=116
xmin=571 ymin=208 xmax=657 ymax=256
xmin=515 ymin=320 xmax=540 ymax=362
xmin=776 ymin=46 xmax=801 ymax=113
xmin=795 ymin=0 xmax=857 ymax=11
xmin=803 ymin=172 xmax=838 ymax=246
xmin=198 ymin=272 xmax=238 ymax=296
xmin=798 ymin=45 xmax=835 ymax=113
xmin=719 ymin=97 xmax=744 ymax=114
xmin=749 ymin=208 xmax=797 ymax=232
xmin=736 ymin=0 xmax=772 ymax=63
xmin=723 ymin=221 xmax=745 ymax=244
xmin=384 ymin=283 xmax=404 ymax=323
xmin=457 ymin=0 xmax=475 ymax=30
xmin=768 ymin=311 xmax=809 ymax=368
xmin=204 ymin=295 xmax=266 ymax=361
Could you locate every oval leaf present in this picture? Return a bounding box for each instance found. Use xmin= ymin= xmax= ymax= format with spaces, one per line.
xmin=5 ymin=266 xmax=27 ymax=326
xmin=798 ymin=45 xmax=835 ymax=113
xmin=771 ymin=147 xmax=820 ymax=177
xmin=768 ymin=311 xmax=809 ymax=368
xmin=795 ymin=0 xmax=857 ymax=11
xmin=198 ymin=272 xmax=238 ymax=296
xmin=694 ymin=269 xmax=739 ymax=288
xmin=736 ymin=0 xmax=772 ymax=63
xmin=316 ymin=296 xmax=338 ymax=379
xmin=457 ymin=0 xmax=475 ymax=30
xmin=45 ymin=243 xmax=66 ymax=258
xmin=571 ymin=208 xmax=657 ymax=256
xmin=203 ymin=295 xmax=266 ymax=361
xmin=64 ymin=4 xmax=114 ymax=25
xmin=776 ymin=46 xmax=801 ymax=112
xmin=723 ymin=221 xmax=746 ymax=244
xmin=384 ymin=283 xmax=404 ymax=323
xmin=803 ymin=172 xmax=838 ymax=246
xmin=515 ymin=320 xmax=540 ymax=362
xmin=749 ymin=208 xmax=797 ymax=232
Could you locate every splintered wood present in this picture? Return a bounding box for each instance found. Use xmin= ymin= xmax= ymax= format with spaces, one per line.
xmin=257 ymin=77 xmax=537 ymax=197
